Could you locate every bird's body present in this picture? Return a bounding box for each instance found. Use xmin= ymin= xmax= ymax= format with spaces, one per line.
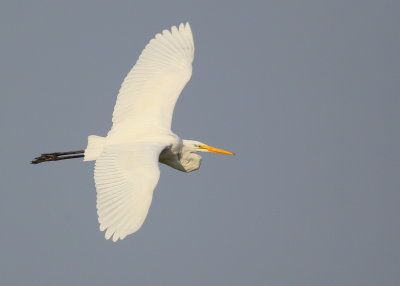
xmin=85 ymin=129 xmax=203 ymax=173
xmin=32 ymin=23 xmax=234 ymax=242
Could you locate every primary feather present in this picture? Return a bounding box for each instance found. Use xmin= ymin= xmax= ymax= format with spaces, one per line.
xmin=111 ymin=22 xmax=194 ymax=129
xmin=95 ymin=144 xmax=165 ymax=242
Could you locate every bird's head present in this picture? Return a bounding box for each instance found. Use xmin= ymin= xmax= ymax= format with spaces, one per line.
xmin=182 ymin=140 xmax=235 ymax=155
xmin=165 ymin=140 xmax=234 ymax=173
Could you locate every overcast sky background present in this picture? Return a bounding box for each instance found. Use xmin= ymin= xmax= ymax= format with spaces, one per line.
xmin=0 ymin=0 xmax=399 ymax=285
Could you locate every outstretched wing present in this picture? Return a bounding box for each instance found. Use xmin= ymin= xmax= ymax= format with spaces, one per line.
xmin=111 ymin=23 xmax=194 ymax=130
xmin=94 ymin=143 xmax=165 ymax=242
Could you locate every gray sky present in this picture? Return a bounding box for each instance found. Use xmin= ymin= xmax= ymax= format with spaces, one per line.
xmin=1 ymin=0 xmax=399 ymax=285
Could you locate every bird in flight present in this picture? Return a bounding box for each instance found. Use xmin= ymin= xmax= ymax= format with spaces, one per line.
xmin=32 ymin=23 xmax=234 ymax=242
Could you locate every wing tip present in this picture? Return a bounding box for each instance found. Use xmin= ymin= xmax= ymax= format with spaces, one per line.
xmin=100 ymin=223 xmax=139 ymax=242
xmin=100 ymin=225 xmax=128 ymax=242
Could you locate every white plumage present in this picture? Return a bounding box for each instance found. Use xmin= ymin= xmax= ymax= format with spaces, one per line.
xmin=31 ymin=23 xmax=233 ymax=241
xmin=86 ymin=23 xmax=195 ymax=241
xmin=111 ymin=23 xmax=194 ymax=129
xmin=32 ymin=23 xmax=234 ymax=242
xmin=94 ymin=144 xmax=164 ymax=241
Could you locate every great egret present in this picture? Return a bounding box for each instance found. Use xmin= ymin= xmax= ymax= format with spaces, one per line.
xmin=32 ymin=23 xmax=234 ymax=242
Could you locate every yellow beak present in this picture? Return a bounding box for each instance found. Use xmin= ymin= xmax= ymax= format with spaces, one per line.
xmin=199 ymin=145 xmax=235 ymax=155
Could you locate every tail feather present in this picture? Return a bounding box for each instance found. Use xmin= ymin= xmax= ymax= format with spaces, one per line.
xmin=84 ymin=135 xmax=106 ymax=161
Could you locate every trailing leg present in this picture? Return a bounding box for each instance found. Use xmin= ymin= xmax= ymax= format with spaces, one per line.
xmin=31 ymin=150 xmax=85 ymax=164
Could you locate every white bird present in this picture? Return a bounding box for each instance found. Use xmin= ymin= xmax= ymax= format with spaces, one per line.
xmin=32 ymin=23 xmax=234 ymax=242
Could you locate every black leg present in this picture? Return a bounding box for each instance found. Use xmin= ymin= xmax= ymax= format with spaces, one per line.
xmin=31 ymin=150 xmax=85 ymax=164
